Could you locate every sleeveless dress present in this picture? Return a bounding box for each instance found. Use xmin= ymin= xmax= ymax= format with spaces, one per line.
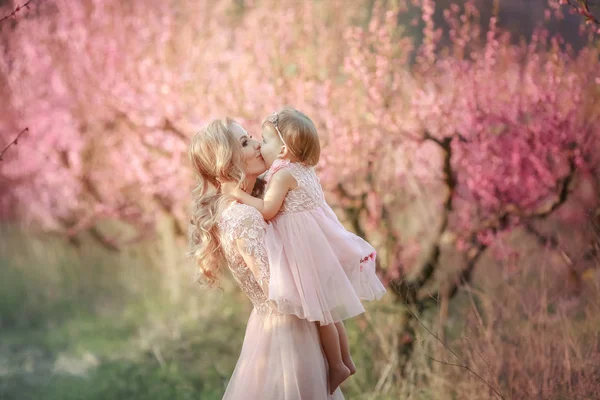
xmin=264 ymin=159 xmax=387 ymax=325
xmin=218 ymin=202 xmax=344 ymax=400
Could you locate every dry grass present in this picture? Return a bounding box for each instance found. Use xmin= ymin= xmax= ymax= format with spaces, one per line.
xmin=345 ymin=223 xmax=600 ymax=400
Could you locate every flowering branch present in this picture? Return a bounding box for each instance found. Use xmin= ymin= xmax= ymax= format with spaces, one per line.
xmin=0 ymin=128 xmax=28 ymax=161
xmin=561 ymin=0 xmax=600 ymax=28
xmin=0 ymin=1 xmax=32 ymax=24
xmin=0 ymin=1 xmax=35 ymax=159
xmin=389 ymin=136 xmax=579 ymax=374
xmin=445 ymin=157 xmax=577 ymax=301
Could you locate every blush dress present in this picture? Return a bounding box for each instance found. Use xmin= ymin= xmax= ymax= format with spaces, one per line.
xmin=263 ymin=159 xmax=387 ymax=326
xmin=218 ymin=202 xmax=344 ymax=399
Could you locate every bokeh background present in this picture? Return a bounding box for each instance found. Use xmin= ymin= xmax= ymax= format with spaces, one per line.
xmin=1 ymin=0 xmax=600 ymax=399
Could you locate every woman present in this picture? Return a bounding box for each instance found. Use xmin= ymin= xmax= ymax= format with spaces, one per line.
xmin=188 ymin=117 xmax=344 ymax=399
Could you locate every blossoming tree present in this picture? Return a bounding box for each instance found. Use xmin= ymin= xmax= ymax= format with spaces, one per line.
xmin=1 ymin=0 xmax=599 ymax=371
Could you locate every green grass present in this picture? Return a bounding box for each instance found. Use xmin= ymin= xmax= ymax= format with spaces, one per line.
xmin=1 ymin=361 xmax=202 ymax=400
xmin=0 ymin=284 xmax=247 ymax=400
xmin=0 ymin=310 xmax=249 ymax=400
xmin=0 ymin=223 xmax=251 ymax=400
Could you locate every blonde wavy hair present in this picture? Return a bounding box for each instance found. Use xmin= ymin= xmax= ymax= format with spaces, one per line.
xmin=188 ymin=118 xmax=245 ymax=288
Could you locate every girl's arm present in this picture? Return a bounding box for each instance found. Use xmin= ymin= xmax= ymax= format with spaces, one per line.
xmin=233 ymin=170 xmax=296 ymax=220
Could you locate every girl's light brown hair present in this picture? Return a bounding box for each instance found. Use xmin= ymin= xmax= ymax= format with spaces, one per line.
xmin=188 ymin=118 xmax=245 ymax=288
xmin=263 ymin=107 xmax=320 ymax=166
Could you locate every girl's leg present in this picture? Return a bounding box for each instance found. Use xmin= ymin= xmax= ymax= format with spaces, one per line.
xmin=334 ymin=321 xmax=356 ymax=375
xmin=318 ymin=323 xmax=351 ymax=394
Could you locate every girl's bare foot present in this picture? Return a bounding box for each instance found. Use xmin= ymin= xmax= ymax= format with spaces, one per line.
xmin=329 ymin=363 xmax=351 ymax=394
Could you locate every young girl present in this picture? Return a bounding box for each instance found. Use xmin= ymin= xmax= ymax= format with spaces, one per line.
xmin=230 ymin=107 xmax=386 ymax=394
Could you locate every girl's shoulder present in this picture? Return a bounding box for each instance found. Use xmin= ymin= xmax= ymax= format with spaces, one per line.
xmin=264 ymin=159 xmax=291 ymax=182
xmin=265 ymin=159 xmax=314 ymax=184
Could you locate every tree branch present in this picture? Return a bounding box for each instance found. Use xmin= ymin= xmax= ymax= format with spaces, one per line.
xmin=336 ymin=182 xmax=365 ymax=202
xmin=427 ymin=356 xmax=505 ymax=400
xmin=524 ymin=221 xmax=595 ymax=295
xmin=0 ymin=128 xmax=28 ymax=161
xmin=445 ymin=241 xmax=487 ymax=300
xmin=588 ymin=208 xmax=600 ymax=263
xmin=526 ymin=157 xmax=576 ymax=219
xmin=89 ymin=227 xmax=121 ymax=252
xmin=0 ymin=1 xmax=32 ymax=24
xmin=162 ymin=118 xmax=187 ymax=140
xmin=563 ymin=0 xmax=600 ymax=27
xmin=154 ymin=193 xmax=186 ymax=237
xmin=391 ymin=131 xmax=457 ymax=306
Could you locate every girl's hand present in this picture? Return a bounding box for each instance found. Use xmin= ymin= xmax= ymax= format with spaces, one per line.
xmin=221 ymin=182 xmax=243 ymax=198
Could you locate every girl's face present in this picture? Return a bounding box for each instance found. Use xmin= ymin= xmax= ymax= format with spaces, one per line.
xmin=259 ymin=125 xmax=284 ymax=168
xmin=230 ymin=123 xmax=267 ymax=177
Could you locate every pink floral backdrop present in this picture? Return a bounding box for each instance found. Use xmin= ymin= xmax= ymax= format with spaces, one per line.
xmin=1 ymin=2 xmax=599 ymax=368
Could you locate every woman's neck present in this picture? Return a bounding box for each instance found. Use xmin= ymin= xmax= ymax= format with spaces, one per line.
xmin=243 ymin=176 xmax=257 ymax=194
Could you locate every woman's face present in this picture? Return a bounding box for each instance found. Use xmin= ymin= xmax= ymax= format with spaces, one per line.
xmin=230 ymin=122 xmax=267 ymax=176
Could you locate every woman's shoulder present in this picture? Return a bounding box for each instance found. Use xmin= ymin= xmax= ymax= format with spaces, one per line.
xmin=220 ymin=202 xmax=266 ymax=235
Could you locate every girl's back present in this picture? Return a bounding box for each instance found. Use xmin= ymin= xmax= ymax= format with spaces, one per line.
xmin=265 ymin=160 xmax=325 ymax=216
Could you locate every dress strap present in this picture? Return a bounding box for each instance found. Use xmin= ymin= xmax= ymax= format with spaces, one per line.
xmin=264 ymin=159 xmax=291 ymax=183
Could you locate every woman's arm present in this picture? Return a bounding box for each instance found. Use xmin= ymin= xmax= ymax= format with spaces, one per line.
xmin=236 ymin=236 xmax=270 ymax=295
xmin=231 ymin=211 xmax=270 ymax=295
xmin=233 ymin=170 xmax=296 ymax=220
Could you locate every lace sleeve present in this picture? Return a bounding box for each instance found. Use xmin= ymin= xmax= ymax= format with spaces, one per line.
xmin=230 ymin=206 xmax=270 ymax=290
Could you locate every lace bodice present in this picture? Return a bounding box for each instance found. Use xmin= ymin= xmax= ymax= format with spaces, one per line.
xmin=266 ymin=160 xmax=326 ymax=214
xmin=218 ymin=203 xmax=273 ymax=313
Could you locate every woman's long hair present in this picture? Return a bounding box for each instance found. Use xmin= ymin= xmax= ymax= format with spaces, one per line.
xmin=188 ymin=118 xmax=245 ymax=288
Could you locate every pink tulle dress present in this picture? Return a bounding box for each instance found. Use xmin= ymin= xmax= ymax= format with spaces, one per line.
xmin=264 ymin=159 xmax=386 ymax=325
